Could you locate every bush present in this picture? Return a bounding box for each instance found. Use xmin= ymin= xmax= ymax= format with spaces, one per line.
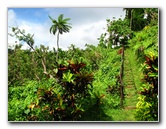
xmin=8 ymin=81 xmax=39 ymax=121
xmin=135 ymin=95 xmax=158 ymax=121
xmin=26 ymin=60 xmax=94 ymax=121
xmin=92 ymin=48 xmax=122 ymax=109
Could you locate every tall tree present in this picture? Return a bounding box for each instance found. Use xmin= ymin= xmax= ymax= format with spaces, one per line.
xmin=49 ymin=14 xmax=72 ymax=61
xmin=144 ymin=8 xmax=158 ymax=26
xmin=124 ymin=8 xmax=146 ymax=31
xmin=123 ymin=8 xmax=133 ymax=30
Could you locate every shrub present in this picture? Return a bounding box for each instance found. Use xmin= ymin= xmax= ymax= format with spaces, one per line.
xmin=27 ymin=60 xmax=94 ymax=121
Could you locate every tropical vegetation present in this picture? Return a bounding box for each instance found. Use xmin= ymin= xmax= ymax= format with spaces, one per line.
xmin=8 ymin=8 xmax=159 ymax=121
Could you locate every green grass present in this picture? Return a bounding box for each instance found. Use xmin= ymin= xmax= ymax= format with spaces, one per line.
xmin=106 ymin=47 xmax=143 ymax=121
xmin=125 ymin=48 xmax=143 ymax=90
xmin=106 ymin=109 xmax=136 ymax=121
xmin=81 ymin=47 xmax=143 ymax=121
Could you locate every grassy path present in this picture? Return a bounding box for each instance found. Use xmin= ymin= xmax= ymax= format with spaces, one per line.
xmin=108 ymin=48 xmax=142 ymax=121
xmin=122 ymin=48 xmax=138 ymax=121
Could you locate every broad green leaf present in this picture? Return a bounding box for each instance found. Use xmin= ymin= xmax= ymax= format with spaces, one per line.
xmin=148 ymin=72 xmax=158 ymax=77
xmin=24 ymin=109 xmax=30 ymax=115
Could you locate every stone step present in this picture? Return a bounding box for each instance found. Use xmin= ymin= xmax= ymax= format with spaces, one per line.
xmin=124 ymin=81 xmax=134 ymax=84
xmin=124 ymin=80 xmax=134 ymax=83
xmin=124 ymin=77 xmax=133 ymax=79
xmin=125 ymin=85 xmax=134 ymax=88
xmin=124 ymin=106 xmax=136 ymax=110
xmin=124 ymin=70 xmax=132 ymax=72
xmin=125 ymin=94 xmax=135 ymax=98
xmin=124 ymin=80 xmax=134 ymax=82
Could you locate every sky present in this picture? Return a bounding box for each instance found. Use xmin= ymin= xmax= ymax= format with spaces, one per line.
xmin=8 ymin=8 xmax=126 ymax=50
xmin=2 ymin=0 xmax=165 ymax=128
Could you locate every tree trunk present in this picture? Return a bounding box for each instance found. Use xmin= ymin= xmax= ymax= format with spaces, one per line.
xmin=130 ymin=9 xmax=133 ymax=30
xmin=125 ymin=8 xmax=132 ymax=30
xmin=120 ymin=43 xmax=124 ymax=108
xmin=56 ymin=31 xmax=60 ymax=62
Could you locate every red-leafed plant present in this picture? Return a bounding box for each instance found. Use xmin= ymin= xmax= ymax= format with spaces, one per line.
xmin=27 ymin=60 xmax=93 ymax=121
xmin=139 ymin=55 xmax=158 ymax=98
xmin=136 ymin=54 xmax=158 ymax=121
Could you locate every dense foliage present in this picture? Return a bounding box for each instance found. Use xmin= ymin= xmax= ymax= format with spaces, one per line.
xmin=129 ymin=9 xmax=158 ymax=121
xmin=8 ymin=8 xmax=158 ymax=121
xmin=129 ymin=25 xmax=158 ymax=121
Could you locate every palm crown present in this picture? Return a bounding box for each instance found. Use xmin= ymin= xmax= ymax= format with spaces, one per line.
xmin=49 ymin=14 xmax=72 ymax=35
xmin=49 ymin=14 xmax=72 ymax=61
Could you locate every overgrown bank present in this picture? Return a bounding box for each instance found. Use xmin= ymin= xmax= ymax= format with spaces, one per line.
xmin=8 ymin=8 xmax=158 ymax=121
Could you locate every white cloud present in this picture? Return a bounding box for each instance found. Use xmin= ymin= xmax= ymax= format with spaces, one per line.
xmin=49 ymin=20 xmax=107 ymax=50
xmin=8 ymin=8 xmax=125 ymax=50
xmin=45 ymin=8 xmax=125 ymax=25
xmin=8 ymin=9 xmax=20 ymax=49
xmin=8 ymin=11 xmax=52 ymax=50
xmin=8 ymin=9 xmax=16 ymax=26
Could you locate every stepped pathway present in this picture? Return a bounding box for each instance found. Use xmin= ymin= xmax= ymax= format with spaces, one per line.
xmin=122 ymin=48 xmax=139 ymax=120
xmin=107 ymin=48 xmax=142 ymax=121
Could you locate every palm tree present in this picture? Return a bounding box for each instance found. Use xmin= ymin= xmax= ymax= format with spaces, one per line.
xmin=49 ymin=14 xmax=72 ymax=61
